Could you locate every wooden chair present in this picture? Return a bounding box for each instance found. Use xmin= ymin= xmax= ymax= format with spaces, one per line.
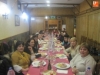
xmin=91 ymin=41 xmax=99 ymax=63
xmin=80 ymin=36 xmax=87 ymax=44
xmin=94 ymin=61 xmax=100 ymax=75
xmin=86 ymin=38 xmax=92 ymax=45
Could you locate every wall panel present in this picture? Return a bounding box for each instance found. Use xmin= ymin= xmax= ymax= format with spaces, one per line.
xmin=30 ymin=17 xmax=45 ymax=33
xmin=29 ymin=7 xmax=73 ymax=16
xmin=76 ymin=10 xmax=100 ymax=43
xmin=63 ymin=17 xmax=74 ymax=37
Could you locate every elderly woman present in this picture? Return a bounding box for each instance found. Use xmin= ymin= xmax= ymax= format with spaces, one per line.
xmin=70 ymin=42 xmax=96 ymax=75
xmin=11 ymin=41 xmax=35 ymax=75
xmin=64 ymin=37 xmax=80 ymax=60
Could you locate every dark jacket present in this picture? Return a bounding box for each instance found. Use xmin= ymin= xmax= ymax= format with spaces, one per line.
xmin=58 ymin=35 xmax=64 ymax=42
xmin=0 ymin=55 xmax=13 ymax=75
xmin=24 ymin=46 xmax=41 ymax=58
xmin=34 ymin=41 xmax=39 ymax=53
xmin=63 ymin=41 xmax=70 ymax=49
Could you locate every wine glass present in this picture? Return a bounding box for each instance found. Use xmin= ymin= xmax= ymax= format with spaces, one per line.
xmin=40 ymin=65 xmax=44 ymax=75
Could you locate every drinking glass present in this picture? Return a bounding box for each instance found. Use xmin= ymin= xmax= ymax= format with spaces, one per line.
xmin=40 ymin=65 xmax=44 ymax=75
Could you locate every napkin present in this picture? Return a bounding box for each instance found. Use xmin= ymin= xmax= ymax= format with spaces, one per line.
xmin=56 ymin=69 xmax=68 ymax=74
xmin=59 ymin=57 xmax=67 ymax=59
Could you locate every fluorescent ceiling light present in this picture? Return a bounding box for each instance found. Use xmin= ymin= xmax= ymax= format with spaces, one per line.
xmin=21 ymin=12 xmax=28 ymax=20
xmin=46 ymin=0 xmax=50 ymax=3
xmin=45 ymin=16 xmax=48 ymax=19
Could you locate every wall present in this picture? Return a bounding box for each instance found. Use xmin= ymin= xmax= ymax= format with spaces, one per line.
xmin=30 ymin=17 xmax=45 ymax=33
xmin=30 ymin=16 xmax=74 ymax=36
xmin=62 ymin=17 xmax=74 ymax=37
xmin=75 ymin=0 xmax=100 ymax=43
xmin=29 ymin=7 xmax=73 ymax=16
xmin=74 ymin=0 xmax=93 ymax=15
xmin=29 ymin=7 xmax=74 ymax=34
xmin=0 ymin=0 xmax=29 ymax=40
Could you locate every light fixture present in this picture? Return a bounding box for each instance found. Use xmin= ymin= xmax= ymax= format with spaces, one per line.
xmin=2 ymin=13 xmax=8 ymax=19
xmin=0 ymin=4 xmax=10 ymax=19
xmin=45 ymin=16 xmax=48 ymax=19
xmin=46 ymin=0 xmax=50 ymax=3
xmin=21 ymin=12 xmax=28 ymax=20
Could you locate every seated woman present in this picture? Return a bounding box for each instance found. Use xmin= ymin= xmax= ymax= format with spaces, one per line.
xmin=32 ymin=34 xmax=39 ymax=53
xmin=24 ymin=38 xmax=35 ymax=54
xmin=11 ymin=41 xmax=35 ymax=75
xmin=64 ymin=37 xmax=80 ymax=60
xmin=70 ymin=42 xmax=96 ymax=75
xmin=0 ymin=42 xmax=14 ymax=75
xmin=24 ymin=38 xmax=41 ymax=58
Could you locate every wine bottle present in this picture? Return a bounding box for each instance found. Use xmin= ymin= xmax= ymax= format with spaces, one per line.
xmin=48 ymin=59 xmax=51 ymax=70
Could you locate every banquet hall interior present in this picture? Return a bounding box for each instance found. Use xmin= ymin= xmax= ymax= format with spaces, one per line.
xmin=0 ymin=0 xmax=100 ymax=75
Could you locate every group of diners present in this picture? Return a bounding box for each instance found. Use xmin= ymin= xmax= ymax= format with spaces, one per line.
xmin=0 ymin=29 xmax=96 ymax=75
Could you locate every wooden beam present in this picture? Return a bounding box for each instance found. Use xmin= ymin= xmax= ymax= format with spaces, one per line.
xmin=70 ymin=8 xmax=76 ymax=17
xmin=85 ymin=0 xmax=92 ymax=8
xmin=30 ymin=15 xmax=74 ymax=17
xmin=21 ymin=3 xmax=79 ymax=5
xmin=73 ymin=5 xmax=80 ymax=13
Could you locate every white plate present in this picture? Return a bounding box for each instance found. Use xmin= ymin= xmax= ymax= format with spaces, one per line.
xmin=55 ymin=48 xmax=63 ymax=50
xmin=56 ymin=54 xmax=66 ymax=58
xmin=39 ymin=47 xmax=48 ymax=50
xmin=32 ymin=60 xmax=46 ymax=67
xmin=55 ymin=63 xmax=70 ymax=69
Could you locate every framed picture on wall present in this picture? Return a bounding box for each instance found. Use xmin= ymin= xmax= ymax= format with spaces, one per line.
xmin=15 ymin=15 xmax=20 ymax=26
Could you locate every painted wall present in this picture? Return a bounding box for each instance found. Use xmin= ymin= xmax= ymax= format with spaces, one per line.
xmin=0 ymin=0 xmax=29 ymax=40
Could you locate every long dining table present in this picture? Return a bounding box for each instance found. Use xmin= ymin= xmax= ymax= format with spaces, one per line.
xmin=26 ymin=37 xmax=73 ymax=75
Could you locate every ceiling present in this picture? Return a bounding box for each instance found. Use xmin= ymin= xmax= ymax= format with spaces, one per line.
xmin=18 ymin=0 xmax=84 ymax=8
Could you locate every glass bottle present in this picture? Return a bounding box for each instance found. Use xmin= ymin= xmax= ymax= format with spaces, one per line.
xmin=48 ymin=59 xmax=51 ymax=70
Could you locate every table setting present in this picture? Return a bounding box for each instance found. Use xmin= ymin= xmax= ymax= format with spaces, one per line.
xmin=26 ymin=36 xmax=73 ymax=75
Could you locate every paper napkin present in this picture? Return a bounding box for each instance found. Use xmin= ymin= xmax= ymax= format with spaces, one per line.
xmin=57 ymin=69 xmax=68 ymax=74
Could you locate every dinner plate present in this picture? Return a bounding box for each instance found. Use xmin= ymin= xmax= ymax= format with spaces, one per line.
xmin=39 ymin=47 xmax=48 ymax=50
xmin=42 ymin=41 xmax=47 ymax=44
xmin=32 ymin=60 xmax=46 ymax=67
xmin=56 ymin=54 xmax=67 ymax=59
xmin=55 ymin=48 xmax=62 ymax=50
xmin=55 ymin=63 xmax=70 ymax=69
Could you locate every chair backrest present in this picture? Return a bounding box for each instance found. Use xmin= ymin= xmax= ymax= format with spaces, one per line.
xmin=94 ymin=61 xmax=100 ymax=75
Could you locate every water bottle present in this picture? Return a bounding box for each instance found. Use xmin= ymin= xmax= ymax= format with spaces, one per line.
xmin=85 ymin=67 xmax=92 ymax=75
xmin=7 ymin=67 xmax=15 ymax=75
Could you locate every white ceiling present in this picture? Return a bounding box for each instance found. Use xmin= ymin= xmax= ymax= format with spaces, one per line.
xmin=18 ymin=0 xmax=84 ymax=8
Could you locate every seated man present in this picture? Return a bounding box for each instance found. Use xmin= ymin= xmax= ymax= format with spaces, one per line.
xmin=62 ymin=35 xmax=70 ymax=49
